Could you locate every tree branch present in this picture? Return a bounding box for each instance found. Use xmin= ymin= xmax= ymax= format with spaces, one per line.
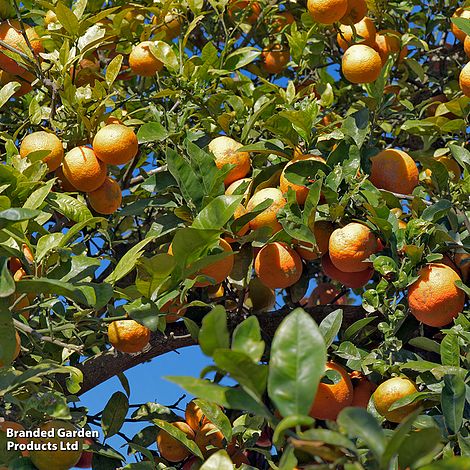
xmin=73 ymin=305 xmax=368 ymax=395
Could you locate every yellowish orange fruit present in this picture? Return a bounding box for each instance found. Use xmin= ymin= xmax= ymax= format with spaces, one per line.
xmin=254 ymin=242 xmax=303 ymax=289
xmin=227 ymin=0 xmax=261 ymax=24
xmin=107 ymin=319 xmax=151 ymax=353
xmin=62 ymin=146 xmax=107 ymax=192
xmin=261 ymin=45 xmax=290 ymax=74
xmin=465 ymin=35 xmax=470 ymax=58
xmin=156 ymin=421 xmax=195 ymax=463
xmin=93 ymin=124 xmax=138 ymax=166
xmin=342 ymin=44 xmax=382 ymax=83
xmin=309 ymin=362 xmax=353 ymax=421
xmin=153 ymin=13 xmax=182 ymax=40
xmin=373 ymin=29 xmax=407 ymax=64
xmin=185 ymin=400 xmax=211 ymax=431
xmin=129 ymin=41 xmax=164 ymax=76
xmin=87 ymin=177 xmax=122 ymax=214
xmin=329 ymin=223 xmax=378 ymax=273
xmin=370 ymin=149 xmax=418 ymax=195
xmin=436 ymin=156 xmax=461 ymax=181
xmin=55 ymin=165 xmax=77 ymax=191
xmin=246 ymin=188 xmax=286 ymax=234
xmin=295 ymin=220 xmax=334 ymax=261
xmin=0 ymin=69 xmax=32 ymax=96
xmin=161 ymin=299 xmax=186 ymax=323
xmin=459 ymin=62 xmax=470 ymax=97
xmin=0 ymin=421 xmax=28 ymax=455
xmin=208 ymin=136 xmax=250 ymax=186
xmin=350 ymin=371 xmax=376 ymax=408
xmin=194 ymin=423 xmax=225 ymax=457
xmin=408 ymin=263 xmax=465 ymax=327
xmin=246 ymin=277 xmax=276 ymax=311
xmin=195 ymin=238 xmax=234 ymax=287
xmin=454 ymin=251 xmax=470 ymax=282
xmin=340 ymin=0 xmax=367 ymax=25
xmin=308 ymin=282 xmax=345 ymax=305
xmin=322 ymin=253 xmax=373 ymax=288
xmin=451 ymin=8 xmax=470 ymax=42
xmin=373 ymin=377 xmax=419 ymax=423
xmin=337 ymin=17 xmax=377 ymax=50
xmin=307 ymin=0 xmax=348 ymax=24
xmin=272 ymin=11 xmax=295 ymax=31
xmin=20 ymin=131 xmax=64 ymax=172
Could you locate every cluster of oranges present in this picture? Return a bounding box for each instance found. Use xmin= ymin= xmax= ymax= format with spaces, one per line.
xmin=453 ymin=8 xmax=470 ymax=97
xmin=19 ymin=121 xmax=138 ymax=215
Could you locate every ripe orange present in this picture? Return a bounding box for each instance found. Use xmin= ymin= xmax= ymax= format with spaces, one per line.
xmin=227 ymin=0 xmax=261 ymax=24
xmin=459 ymin=62 xmax=470 ymax=97
xmin=93 ymin=124 xmax=139 ymax=166
xmin=407 ymin=263 xmax=465 ymax=327
xmin=436 ymin=156 xmax=461 ymax=181
xmin=261 ymin=45 xmax=290 ymax=74
xmin=322 ymin=253 xmax=374 ymax=288
xmin=161 ymin=299 xmax=187 ymax=323
xmin=73 ymin=56 xmax=101 ymax=87
xmin=273 ymin=11 xmax=295 ymax=31
xmin=350 ymin=371 xmax=376 ymax=408
xmin=55 ymin=165 xmax=77 ymax=191
xmin=329 ymin=223 xmax=378 ymax=273
xmin=373 ymin=377 xmax=419 ymax=423
xmin=129 ymin=41 xmax=164 ymax=76
xmin=280 ymin=154 xmax=326 ymax=205
xmin=107 ymin=319 xmax=151 ymax=353
xmin=295 ymin=220 xmax=334 ymax=261
xmin=208 ymin=136 xmax=250 ymax=186
xmin=185 ymin=400 xmax=211 ymax=431
xmin=254 ymin=242 xmax=303 ymax=289
xmin=20 ymin=131 xmax=64 ymax=172
xmin=194 ymin=423 xmax=224 ymax=457
xmin=230 ymin=204 xmax=250 ymax=239
xmin=153 ymin=13 xmax=182 ymax=40
xmin=156 ymin=421 xmax=195 ymax=462
xmin=340 ymin=0 xmax=367 ymax=25
xmin=341 ymin=44 xmax=382 ymax=83
xmin=195 ymin=238 xmax=234 ymax=287
xmin=451 ymin=8 xmax=470 ymax=42
xmin=0 ymin=330 xmax=20 ymax=367
xmin=309 ymin=362 xmax=353 ymax=421
xmin=0 ymin=20 xmax=43 ymax=77
xmin=62 ymin=146 xmax=107 ymax=192
xmin=454 ymin=251 xmax=470 ymax=282
xmin=465 ymin=36 xmax=470 ymax=58
xmin=225 ymin=177 xmax=251 ymax=199
xmin=373 ymin=29 xmax=407 ymax=64
xmin=0 ymin=70 xmax=32 ymax=96
xmin=370 ymin=149 xmax=419 ymax=195
xmin=87 ymin=177 xmax=122 ymax=214
xmin=246 ymin=188 xmax=286 ymax=234
xmin=30 ymin=421 xmax=83 ymax=470
xmin=307 ymin=0 xmax=348 ymax=25
xmin=308 ymin=283 xmax=344 ymax=305
xmin=337 ymin=17 xmax=377 ymax=50
xmin=0 ymin=421 xmax=28 ymax=455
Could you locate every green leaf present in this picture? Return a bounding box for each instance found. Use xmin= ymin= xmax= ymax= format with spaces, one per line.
xmin=232 ymin=316 xmax=265 ymax=363
xmin=224 ymin=47 xmax=261 ymax=70
xmin=23 ymin=180 xmax=55 ymax=210
xmin=440 ymin=333 xmax=460 ymax=367
xmin=343 ymin=316 xmax=377 ymax=340
xmin=106 ymin=54 xmax=123 ymax=87
xmin=55 ymin=2 xmax=80 ymax=36
xmin=101 ymin=391 xmax=129 ymax=438
xmin=283 ymin=159 xmax=329 ymax=186
xmin=319 ymin=309 xmax=343 ymax=348
xmin=213 ymin=349 xmax=268 ymax=398
xmin=419 ymin=457 xmax=470 ymax=470
xmin=0 ymin=306 xmax=17 ymax=368
xmin=165 ymin=376 xmax=271 ymax=418
xmin=192 ymin=195 xmax=241 ymax=230
xmin=153 ymin=419 xmax=203 ymax=459
xmin=273 ymin=415 xmax=315 ymax=446
xmin=299 ymin=428 xmax=358 ymax=452
xmin=0 ymin=82 xmax=20 ymax=108
xmin=267 ymin=308 xmax=327 ymax=417
xmin=451 ymin=17 xmax=470 ymax=37
xmin=199 ymin=450 xmax=233 ymax=470
xmin=135 ymin=254 xmax=176 ymax=300
xmin=149 ymin=41 xmax=178 ymax=72
xmin=137 ymin=122 xmax=168 ymax=144
xmin=337 ymin=408 xmax=386 ymax=461
xmin=341 ymin=108 xmax=369 ymax=149
xmin=198 ymin=306 xmax=229 ymax=357
xmin=448 ymin=143 xmax=470 ymax=169
xmin=421 ymin=199 xmax=452 ymax=222
xmin=47 ymin=193 xmax=92 ymax=223
xmin=0 ymin=208 xmax=39 ymax=229
xmin=193 ymin=399 xmax=232 ymax=440
xmin=105 ymin=237 xmax=154 ymax=284
xmin=0 ymin=257 xmax=15 ymax=298
xmin=441 ymin=374 xmax=465 ymax=434
xmin=398 ymin=427 xmax=442 ymax=470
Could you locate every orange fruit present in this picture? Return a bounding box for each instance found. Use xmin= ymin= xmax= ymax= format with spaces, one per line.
xmin=307 ymin=0 xmax=348 ymax=25
xmin=295 ymin=220 xmax=334 ymax=261
xmin=227 ymin=0 xmax=261 ymax=24
xmin=341 ymin=44 xmax=382 ymax=83
xmin=407 ymin=263 xmax=465 ymax=327
xmin=195 ymin=238 xmax=234 ymax=287
xmin=55 ymin=165 xmax=77 ymax=191
xmin=329 ymin=223 xmax=378 ymax=273
xmin=254 ymin=242 xmax=303 ymax=289
xmin=185 ymin=400 xmax=211 ymax=431
xmin=208 ymin=136 xmax=250 ymax=186
xmin=340 ymin=0 xmax=367 ymax=25
xmin=451 ymin=8 xmax=470 ymax=42
xmin=246 ymin=277 xmax=276 ymax=312
xmin=156 ymin=421 xmax=195 ymax=463
xmin=0 ymin=421 xmax=28 ymax=455
xmin=87 ymin=177 xmax=122 ymax=214
xmin=308 ymin=282 xmax=344 ymax=305
xmin=62 ymin=146 xmax=107 ymax=192
xmin=370 ymin=149 xmax=419 ymax=195
xmin=280 ymin=154 xmax=326 ymax=205
xmin=153 ymin=13 xmax=182 ymax=40
xmin=322 ymin=253 xmax=374 ymax=288
xmin=459 ymin=62 xmax=470 ymax=97
xmin=161 ymin=299 xmax=186 ymax=323
xmin=0 ymin=20 xmax=43 ymax=77
xmin=272 ymin=11 xmax=295 ymax=31
xmin=20 ymin=131 xmax=64 ymax=172
xmin=309 ymin=362 xmax=353 ymax=421
xmin=107 ymin=319 xmax=151 ymax=353
xmin=373 ymin=30 xmax=407 ymax=64
xmin=246 ymin=188 xmax=286 ymax=234
xmin=129 ymin=41 xmax=164 ymax=76
xmin=261 ymin=45 xmax=290 ymax=74
xmin=465 ymin=36 xmax=470 ymax=58
xmin=230 ymin=204 xmax=250 ymax=239
xmin=337 ymin=17 xmax=377 ymax=50
xmin=436 ymin=156 xmax=461 ymax=181
xmin=225 ymin=178 xmax=251 ymax=201
xmin=373 ymin=377 xmax=419 ymax=423
xmin=0 ymin=330 xmax=20 ymax=367
xmin=350 ymin=371 xmax=376 ymax=408
xmin=0 ymin=69 xmax=32 ymax=96
xmin=73 ymin=56 xmax=101 ymax=87
xmin=454 ymin=251 xmax=470 ymax=282
xmin=93 ymin=124 xmax=138 ymax=166
xmin=194 ymin=423 xmax=224 ymax=458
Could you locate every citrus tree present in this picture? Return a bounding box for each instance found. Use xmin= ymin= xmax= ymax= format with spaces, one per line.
xmin=0 ymin=0 xmax=470 ymax=468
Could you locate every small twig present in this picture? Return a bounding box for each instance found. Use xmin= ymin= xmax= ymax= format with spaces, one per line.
xmin=129 ymin=165 xmax=168 ymax=186
xmin=13 ymin=319 xmax=84 ymax=353
xmin=390 ymin=191 xmax=432 ymax=205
